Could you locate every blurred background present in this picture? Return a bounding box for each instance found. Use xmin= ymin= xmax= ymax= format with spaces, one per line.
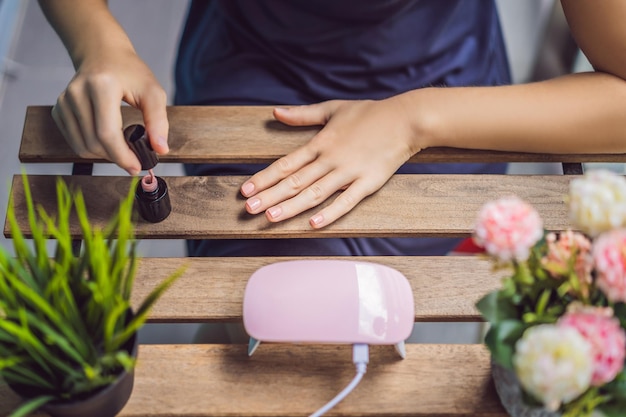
xmin=0 ymin=0 xmax=606 ymax=344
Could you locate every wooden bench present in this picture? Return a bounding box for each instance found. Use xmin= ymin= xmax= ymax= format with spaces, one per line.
xmin=1 ymin=105 xmax=622 ymax=416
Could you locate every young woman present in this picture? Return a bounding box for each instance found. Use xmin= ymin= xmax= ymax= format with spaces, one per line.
xmin=39 ymin=0 xmax=626 ymax=256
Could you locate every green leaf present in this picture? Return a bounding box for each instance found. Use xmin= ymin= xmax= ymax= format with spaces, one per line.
xmin=513 ymin=262 xmax=534 ymax=286
xmin=604 ymin=370 xmax=626 ymax=401
xmin=2 ymin=365 xmax=56 ymax=390
xmin=112 ymin=266 xmax=185 ymax=350
xmin=476 ymin=291 xmax=519 ymax=323
xmin=484 ymin=319 xmax=526 ymax=369
xmin=7 ymin=395 xmax=55 ymax=417
xmin=598 ymin=399 xmax=626 ymax=417
xmin=614 ymin=303 xmax=626 ymax=329
xmin=535 ymin=288 xmax=551 ymax=315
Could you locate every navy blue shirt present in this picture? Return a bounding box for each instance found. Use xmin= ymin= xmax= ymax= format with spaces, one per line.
xmin=174 ymin=0 xmax=511 ymax=256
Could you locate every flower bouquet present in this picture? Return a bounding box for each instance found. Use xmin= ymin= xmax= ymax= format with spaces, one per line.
xmin=474 ymin=170 xmax=626 ymax=417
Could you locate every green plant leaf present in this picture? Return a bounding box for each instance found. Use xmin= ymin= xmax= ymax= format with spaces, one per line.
xmin=603 ymin=370 xmax=626 ymax=401
xmin=476 ymin=290 xmax=519 ymax=323
xmin=599 ymin=399 xmax=626 ymax=417
xmin=484 ymin=319 xmax=526 ymax=369
xmin=111 ymin=266 xmax=185 ymax=350
xmin=21 ymin=310 xmax=87 ymax=366
xmin=103 ymin=302 xmax=131 ymax=352
xmin=613 ymin=303 xmax=626 ymax=329
xmin=1 ymin=365 xmax=56 ymax=390
xmin=7 ymin=395 xmax=55 ymax=417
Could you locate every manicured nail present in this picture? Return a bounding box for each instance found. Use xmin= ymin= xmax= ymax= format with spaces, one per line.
xmin=310 ymin=214 xmax=324 ymax=227
xmin=267 ymin=206 xmax=282 ymax=219
xmin=156 ymin=136 xmax=169 ymax=152
xmin=129 ymin=167 xmax=141 ymax=176
xmin=241 ymin=182 xmax=255 ymax=196
xmin=246 ymin=198 xmax=261 ymax=211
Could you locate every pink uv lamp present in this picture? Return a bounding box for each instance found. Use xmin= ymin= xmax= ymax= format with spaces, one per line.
xmin=243 ymin=259 xmax=415 ymax=358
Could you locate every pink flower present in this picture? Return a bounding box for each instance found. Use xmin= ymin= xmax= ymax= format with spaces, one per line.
xmin=558 ymin=303 xmax=626 ymax=386
xmin=542 ymin=230 xmax=593 ymax=297
xmin=593 ymin=229 xmax=626 ymax=303
xmin=473 ymin=197 xmax=544 ymax=262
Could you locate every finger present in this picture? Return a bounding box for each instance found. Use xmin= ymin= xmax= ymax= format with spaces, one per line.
xmin=65 ymin=83 xmax=107 ymax=157
xmin=91 ymin=85 xmax=141 ymax=174
xmin=273 ymin=101 xmax=341 ymax=127
xmin=53 ymin=96 xmax=98 ymax=158
xmin=263 ymin=170 xmax=350 ymax=223
xmin=137 ymin=87 xmax=169 ymax=154
xmin=241 ymin=144 xmax=319 ymax=197
xmin=245 ymin=160 xmax=331 ymax=214
xmin=308 ymin=179 xmax=376 ymax=228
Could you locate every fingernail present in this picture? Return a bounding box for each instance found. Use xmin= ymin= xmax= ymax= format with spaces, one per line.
xmin=156 ymin=136 xmax=169 ymax=152
xmin=241 ymin=182 xmax=255 ymax=196
xmin=267 ymin=206 xmax=282 ymax=219
xmin=129 ymin=167 xmax=141 ymax=176
xmin=246 ymin=198 xmax=261 ymax=211
xmin=310 ymin=214 xmax=324 ymax=227
xmin=274 ymin=107 xmax=288 ymax=112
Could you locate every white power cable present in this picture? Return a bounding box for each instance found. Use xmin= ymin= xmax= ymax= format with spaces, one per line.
xmin=309 ymin=344 xmax=369 ymax=417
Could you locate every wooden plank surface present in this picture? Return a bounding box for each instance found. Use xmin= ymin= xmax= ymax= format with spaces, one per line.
xmin=20 ymin=105 xmax=626 ymax=164
xmin=6 ymin=174 xmax=572 ymax=239
xmin=132 ymin=256 xmax=503 ymax=323
xmin=0 ymin=343 xmax=506 ymax=416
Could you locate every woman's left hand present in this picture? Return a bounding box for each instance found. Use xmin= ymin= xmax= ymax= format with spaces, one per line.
xmin=240 ymin=96 xmax=420 ymax=228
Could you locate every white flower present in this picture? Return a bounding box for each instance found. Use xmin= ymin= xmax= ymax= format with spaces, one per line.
xmin=569 ymin=170 xmax=626 ymax=237
xmin=513 ymin=324 xmax=593 ymax=411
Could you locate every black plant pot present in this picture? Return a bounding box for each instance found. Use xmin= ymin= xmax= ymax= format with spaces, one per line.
xmin=41 ymin=366 xmax=135 ymax=417
xmin=491 ymin=361 xmax=562 ymax=417
xmin=9 ymin=332 xmax=138 ymax=417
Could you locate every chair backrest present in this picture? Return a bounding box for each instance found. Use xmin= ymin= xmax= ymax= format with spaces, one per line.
xmin=2 ymin=105 xmax=626 ymax=416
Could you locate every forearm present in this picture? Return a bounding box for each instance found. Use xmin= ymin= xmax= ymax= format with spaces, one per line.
xmin=409 ymin=71 xmax=626 ymax=154
xmin=38 ymin=0 xmax=135 ymax=68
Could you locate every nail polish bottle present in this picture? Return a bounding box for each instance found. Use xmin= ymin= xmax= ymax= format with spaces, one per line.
xmin=124 ymin=124 xmax=172 ymax=223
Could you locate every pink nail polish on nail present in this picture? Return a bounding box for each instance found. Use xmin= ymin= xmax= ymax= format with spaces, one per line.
xmin=157 ymin=136 xmax=169 ymax=151
xmin=268 ymin=207 xmax=282 ymax=219
xmin=242 ymin=182 xmax=255 ymax=196
xmin=310 ymin=214 xmax=324 ymax=226
xmin=247 ymin=198 xmax=261 ymax=211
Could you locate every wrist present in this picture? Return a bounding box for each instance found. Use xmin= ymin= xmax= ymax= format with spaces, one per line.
xmin=395 ymin=87 xmax=449 ymax=152
xmin=71 ymin=33 xmax=136 ymax=70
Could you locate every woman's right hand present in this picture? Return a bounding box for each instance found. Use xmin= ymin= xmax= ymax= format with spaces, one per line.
xmin=51 ymin=47 xmax=170 ymax=175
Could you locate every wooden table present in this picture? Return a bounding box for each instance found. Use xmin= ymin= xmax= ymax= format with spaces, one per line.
xmin=3 ymin=105 xmax=623 ymax=416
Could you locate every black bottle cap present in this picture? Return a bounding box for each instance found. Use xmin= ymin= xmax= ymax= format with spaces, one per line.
xmin=123 ymin=124 xmax=158 ymax=170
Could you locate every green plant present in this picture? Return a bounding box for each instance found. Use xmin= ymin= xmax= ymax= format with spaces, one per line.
xmin=0 ymin=175 xmax=184 ymax=417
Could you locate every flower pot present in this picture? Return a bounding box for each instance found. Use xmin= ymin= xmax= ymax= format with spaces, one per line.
xmin=9 ymin=332 xmax=138 ymax=417
xmin=491 ymin=361 xmax=562 ymax=417
xmin=41 ymin=365 xmax=135 ymax=417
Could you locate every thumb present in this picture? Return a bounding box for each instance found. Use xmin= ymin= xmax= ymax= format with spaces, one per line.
xmin=138 ymin=89 xmax=170 ymax=155
xmin=273 ymin=100 xmax=341 ymax=127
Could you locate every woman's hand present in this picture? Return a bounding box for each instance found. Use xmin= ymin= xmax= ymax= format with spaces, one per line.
xmin=51 ymin=47 xmax=169 ymax=175
xmin=240 ymin=97 xmax=421 ymax=228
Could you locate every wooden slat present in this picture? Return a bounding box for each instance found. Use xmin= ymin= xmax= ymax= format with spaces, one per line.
xmin=20 ymin=105 xmax=626 ymax=164
xmin=6 ymin=174 xmax=573 ymax=239
xmin=133 ymin=256 xmax=503 ymax=323
xmin=0 ymin=344 xmax=506 ymax=417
